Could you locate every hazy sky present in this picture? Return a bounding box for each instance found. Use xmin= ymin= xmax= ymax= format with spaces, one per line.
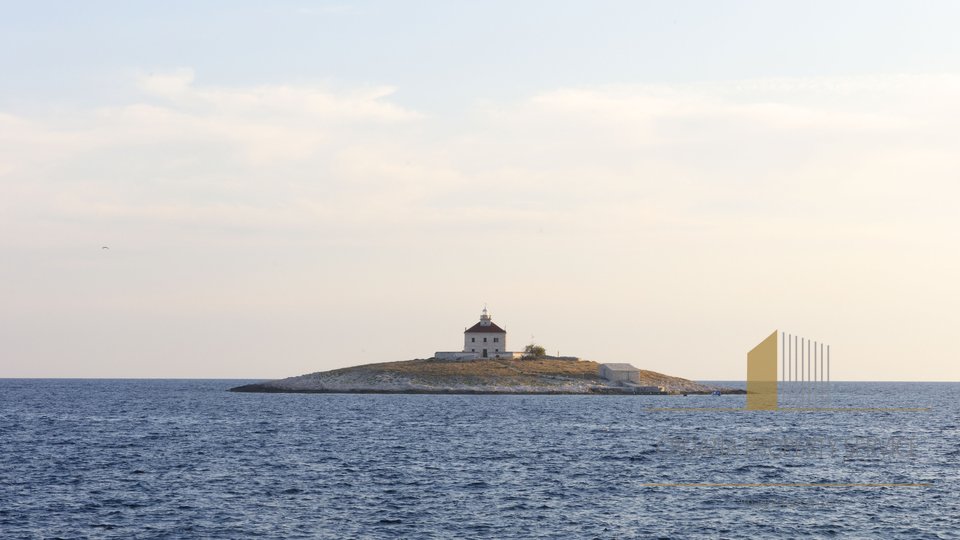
xmin=2 ymin=1 xmax=959 ymax=380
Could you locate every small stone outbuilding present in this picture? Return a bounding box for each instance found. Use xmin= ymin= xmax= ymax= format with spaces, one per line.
xmin=599 ymin=363 xmax=642 ymax=384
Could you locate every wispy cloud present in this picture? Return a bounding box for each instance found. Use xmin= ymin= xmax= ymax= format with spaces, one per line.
xmin=3 ymin=71 xmax=959 ymax=241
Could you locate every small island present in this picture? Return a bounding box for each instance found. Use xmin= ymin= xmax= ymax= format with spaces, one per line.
xmin=231 ymin=308 xmax=743 ymax=395
xmin=229 ymin=357 xmax=742 ymax=395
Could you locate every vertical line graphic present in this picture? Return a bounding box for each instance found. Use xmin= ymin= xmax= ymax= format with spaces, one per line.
xmin=827 ymin=344 xmax=831 ymax=405
xmin=820 ymin=342 xmax=825 ymax=405
xmin=781 ymin=331 xmax=785 ymax=393
xmin=813 ymin=341 xmax=823 ymax=401
xmin=812 ymin=339 xmax=815 ymax=406
xmin=801 ymin=338 xmax=806 ymax=406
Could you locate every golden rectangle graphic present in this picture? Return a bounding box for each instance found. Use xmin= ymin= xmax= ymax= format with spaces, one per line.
xmin=747 ymin=330 xmax=778 ymax=410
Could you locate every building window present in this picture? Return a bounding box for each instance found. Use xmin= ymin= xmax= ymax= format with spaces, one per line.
xmin=471 ymin=337 xmax=475 ymax=342
xmin=493 ymin=337 xmax=499 ymax=343
xmin=471 ymin=349 xmax=475 ymax=352
xmin=495 ymin=348 xmax=499 ymax=352
xmin=483 ymin=337 xmax=487 ymax=342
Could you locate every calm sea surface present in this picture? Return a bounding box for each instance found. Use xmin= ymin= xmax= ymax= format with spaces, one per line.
xmin=1 ymin=380 xmax=957 ymax=539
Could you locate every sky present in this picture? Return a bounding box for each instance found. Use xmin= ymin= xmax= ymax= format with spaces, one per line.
xmin=2 ymin=1 xmax=959 ymax=380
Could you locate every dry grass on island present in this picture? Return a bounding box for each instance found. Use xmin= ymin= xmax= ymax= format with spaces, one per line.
xmin=230 ymin=357 xmax=742 ymax=395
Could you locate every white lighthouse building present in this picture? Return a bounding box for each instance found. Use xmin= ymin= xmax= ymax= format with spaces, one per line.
xmin=435 ymin=307 xmax=523 ymax=361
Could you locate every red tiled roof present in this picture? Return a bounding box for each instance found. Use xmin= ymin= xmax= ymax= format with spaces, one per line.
xmin=464 ymin=322 xmax=506 ymax=333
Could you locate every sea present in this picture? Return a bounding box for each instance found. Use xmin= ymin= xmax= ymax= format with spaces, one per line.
xmin=0 ymin=380 xmax=957 ymax=539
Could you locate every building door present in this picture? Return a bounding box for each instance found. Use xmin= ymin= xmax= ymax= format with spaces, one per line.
xmin=482 ymin=349 xmax=488 ymax=358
